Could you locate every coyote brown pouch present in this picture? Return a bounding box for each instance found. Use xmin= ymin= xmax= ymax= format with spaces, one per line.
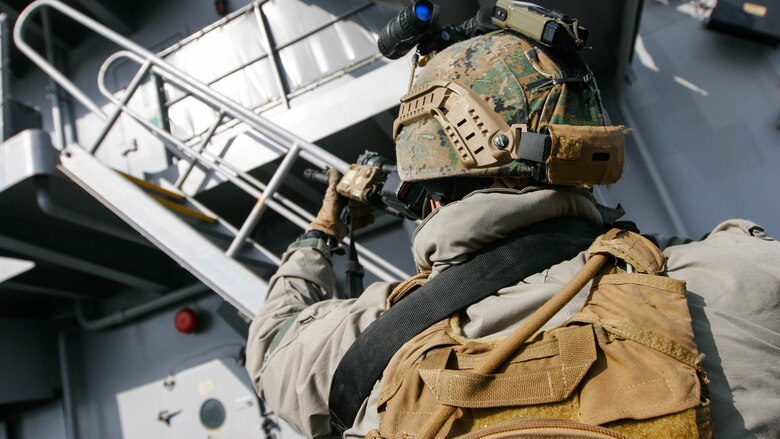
xmin=544 ymin=124 xmax=624 ymax=186
xmin=372 ymin=230 xmax=712 ymax=439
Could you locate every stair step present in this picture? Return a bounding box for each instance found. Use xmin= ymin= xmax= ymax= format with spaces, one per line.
xmin=60 ymin=145 xmax=268 ymax=317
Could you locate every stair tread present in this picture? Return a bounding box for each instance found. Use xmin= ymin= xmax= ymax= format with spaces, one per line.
xmin=60 ymin=146 xmax=267 ymax=317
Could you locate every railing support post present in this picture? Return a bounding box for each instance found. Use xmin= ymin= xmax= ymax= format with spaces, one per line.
xmin=88 ymin=59 xmax=152 ymax=155
xmin=41 ymin=8 xmax=65 ymax=150
xmin=174 ymin=110 xmax=226 ymax=189
xmin=13 ymin=0 xmax=412 ymax=285
xmin=226 ymin=142 xmax=301 ymax=257
xmin=253 ymin=3 xmax=289 ymax=109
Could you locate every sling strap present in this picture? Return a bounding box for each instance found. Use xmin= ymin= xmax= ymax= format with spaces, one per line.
xmin=328 ymin=217 xmax=604 ymax=435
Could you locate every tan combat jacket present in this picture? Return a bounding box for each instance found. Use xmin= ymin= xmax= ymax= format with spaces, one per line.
xmin=246 ymin=188 xmax=780 ymax=438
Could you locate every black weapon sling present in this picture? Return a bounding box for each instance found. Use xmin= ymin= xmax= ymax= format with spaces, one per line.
xmin=328 ymin=217 xmax=604 ymax=435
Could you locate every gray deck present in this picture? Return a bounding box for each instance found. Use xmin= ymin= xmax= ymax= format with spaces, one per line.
xmin=618 ymin=1 xmax=780 ymax=238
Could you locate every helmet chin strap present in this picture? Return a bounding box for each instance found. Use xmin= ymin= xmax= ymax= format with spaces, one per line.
xmin=417 ymin=176 xmax=495 ymax=218
xmin=420 ymin=195 xmax=447 ymax=219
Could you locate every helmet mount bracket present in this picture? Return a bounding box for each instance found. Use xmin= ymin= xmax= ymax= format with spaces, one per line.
xmin=395 ymin=80 xmax=549 ymax=169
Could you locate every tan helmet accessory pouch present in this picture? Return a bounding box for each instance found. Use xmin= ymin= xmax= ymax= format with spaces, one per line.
xmin=544 ymin=124 xmax=624 ymax=186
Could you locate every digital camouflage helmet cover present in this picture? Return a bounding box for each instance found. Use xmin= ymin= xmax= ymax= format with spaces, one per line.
xmin=394 ymin=31 xmax=625 ymax=186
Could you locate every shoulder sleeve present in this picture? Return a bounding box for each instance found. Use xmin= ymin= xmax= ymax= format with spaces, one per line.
xmin=664 ymin=219 xmax=780 ymax=438
xmin=245 ymin=241 xmax=395 ymax=437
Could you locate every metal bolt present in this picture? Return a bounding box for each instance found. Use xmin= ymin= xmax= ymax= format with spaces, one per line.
xmin=492 ymin=134 xmax=510 ymax=150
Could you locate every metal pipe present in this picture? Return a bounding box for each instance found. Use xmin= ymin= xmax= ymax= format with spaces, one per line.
xmin=40 ymin=7 xmax=66 ymax=149
xmin=184 ymin=195 xmax=282 ymax=265
xmin=227 ymin=142 xmax=301 ymax=256
xmin=88 ymin=59 xmax=151 ymax=154
xmin=0 ymin=13 xmax=11 ymax=142
xmin=17 ymin=0 xmax=347 ymax=171
xmin=273 ymin=1 xmax=374 ymax=52
xmin=175 ymin=110 xmax=225 ymax=189
xmin=0 ymin=233 xmax=166 ymax=291
xmin=253 ymin=3 xmax=289 ymax=109
xmin=107 ymin=101 xmax=408 ymax=278
xmin=15 ymin=3 xmax=106 ymax=118
xmin=100 ymin=97 xmax=265 ymax=198
xmin=91 ymin=95 xmax=405 ymax=279
xmin=163 ymin=1 xmax=374 ymax=109
xmin=613 ymin=0 xmax=688 ymax=236
xmin=97 ymin=50 xmax=344 ymax=173
xmin=0 ymin=281 xmax=93 ymax=300
xmin=157 ymin=0 xmax=269 ymax=57
xmin=15 ymin=1 xmax=408 ymax=281
xmin=57 ymin=330 xmax=78 ymax=439
xmin=75 ymin=283 xmax=209 ymax=331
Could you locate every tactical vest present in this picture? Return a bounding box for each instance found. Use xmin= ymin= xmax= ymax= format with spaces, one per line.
xmin=368 ymin=229 xmax=713 ymax=438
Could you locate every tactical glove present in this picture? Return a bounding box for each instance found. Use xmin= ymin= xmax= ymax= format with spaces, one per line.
xmin=307 ymin=168 xmax=348 ymax=242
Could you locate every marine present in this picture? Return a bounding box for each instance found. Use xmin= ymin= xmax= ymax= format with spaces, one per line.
xmin=245 ymin=3 xmax=780 ymax=437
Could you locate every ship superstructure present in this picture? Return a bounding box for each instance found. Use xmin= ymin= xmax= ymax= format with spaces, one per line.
xmin=0 ymin=0 xmax=777 ymax=438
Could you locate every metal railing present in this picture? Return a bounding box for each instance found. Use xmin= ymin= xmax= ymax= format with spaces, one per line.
xmin=13 ymin=0 xmax=410 ymax=292
xmin=156 ymin=0 xmax=375 ymax=112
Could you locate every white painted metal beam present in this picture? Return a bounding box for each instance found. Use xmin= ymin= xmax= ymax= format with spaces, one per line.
xmin=60 ymin=145 xmax=268 ymax=317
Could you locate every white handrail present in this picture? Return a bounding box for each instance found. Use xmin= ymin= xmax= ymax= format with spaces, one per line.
xmin=94 ymin=76 xmax=408 ymax=282
xmin=13 ymin=0 xmax=412 ymax=284
xmin=14 ymin=0 xmax=348 ymax=172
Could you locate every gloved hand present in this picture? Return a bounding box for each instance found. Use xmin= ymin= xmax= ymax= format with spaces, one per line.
xmin=307 ymin=168 xmax=348 ymax=242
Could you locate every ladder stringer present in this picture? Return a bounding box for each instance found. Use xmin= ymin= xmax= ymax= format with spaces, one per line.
xmin=59 ymin=145 xmax=266 ymax=318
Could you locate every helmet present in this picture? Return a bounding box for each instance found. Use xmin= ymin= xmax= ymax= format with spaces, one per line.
xmin=394 ymin=31 xmax=623 ymax=186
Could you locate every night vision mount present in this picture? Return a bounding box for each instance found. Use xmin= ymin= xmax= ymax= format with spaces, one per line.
xmin=492 ymin=0 xmax=588 ymax=51
xmin=377 ymin=0 xmax=589 ymax=60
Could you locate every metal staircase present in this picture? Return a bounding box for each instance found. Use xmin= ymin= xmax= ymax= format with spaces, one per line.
xmin=13 ymin=0 xmax=410 ymax=317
